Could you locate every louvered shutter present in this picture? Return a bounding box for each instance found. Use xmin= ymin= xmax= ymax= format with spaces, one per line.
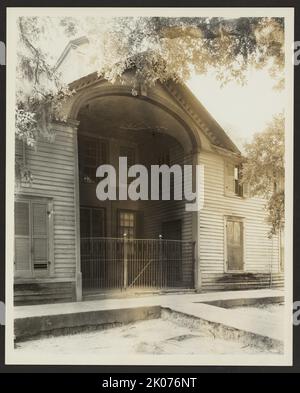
xmin=224 ymin=161 xmax=235 ymax=195
xmin=32 ymin=202 xmax=49 ymax=274
xmin=14 ymin=201 xmax=31 ymax=277
xmin=226 ymin=219 xmax=244 ymax=271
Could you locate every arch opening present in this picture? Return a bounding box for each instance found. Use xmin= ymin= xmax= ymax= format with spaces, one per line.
xmin=75 ymin=92 xmax=198 ymax=295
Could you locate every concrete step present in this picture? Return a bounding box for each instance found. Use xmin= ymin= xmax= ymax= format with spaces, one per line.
xmin=15 ymin=305 xmax=161 ymax=342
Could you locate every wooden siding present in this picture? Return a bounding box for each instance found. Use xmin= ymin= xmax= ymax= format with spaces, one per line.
xmin=14 ymin=281 xmax=76 ymax=305
xmin=14 ymin=113 xmax=283 ymax=299
xmin=15 ymin=122 xmax=78 ymax=303
xmin=198 ymin=150 xmax=284 ymax=290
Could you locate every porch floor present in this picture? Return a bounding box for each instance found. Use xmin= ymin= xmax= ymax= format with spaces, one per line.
xmin=82 ymin=287 xmax=196 ymax=301
xmin=14 ymin=289 xmax=285 ymax=343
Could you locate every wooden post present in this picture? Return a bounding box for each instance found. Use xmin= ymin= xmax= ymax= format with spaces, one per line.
xmin=123 ymin=234 xmax=128 ymax=290
xmin=159 ymin=234 xmax=163 ymax=288
xmin=191 ymin=149 xmax=201 ymax=292
xmin=71 ymin=120 xmax=82 ymax=301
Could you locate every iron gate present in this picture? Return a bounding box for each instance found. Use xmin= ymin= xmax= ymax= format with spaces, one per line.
xmin=81 ymin=237 xmax=195 ymax=290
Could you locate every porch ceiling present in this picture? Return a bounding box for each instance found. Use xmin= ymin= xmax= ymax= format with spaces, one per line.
xmin=77 ymin=95 xmax=193 ymax=151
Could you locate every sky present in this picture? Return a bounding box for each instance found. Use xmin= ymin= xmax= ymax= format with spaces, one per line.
xmin=186 ymin=68 xmax=285 ymax=152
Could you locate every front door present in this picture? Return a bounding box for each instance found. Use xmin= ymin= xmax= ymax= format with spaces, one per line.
xmin=80 ymin=207 xmax=107 ymax=289
xmin=162 ymin=219 xmax=182 ymax=240
xmin=162 ymin=219 xmax=182 ymax=285
xmin=226 ymin=217 xmax=244 ymax=271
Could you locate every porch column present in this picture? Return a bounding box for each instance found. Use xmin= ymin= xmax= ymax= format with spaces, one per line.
xmin=70 ymin=119 xmax=82 ymax=301
xmin=191 ymin=149 xmax=202 ymax=292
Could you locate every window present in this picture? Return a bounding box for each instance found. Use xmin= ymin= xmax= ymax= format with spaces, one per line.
xmin=14 ymin=198 xmax=52 ymax=277
xmin=80 ymin=207 xmax=106 ymax=238
xmin=225 ymin=161 xmax=247 ymax=197
xmin=78 ymin=136 xmax=108 ymax=183
xmin=118 ymin=210 xmax=136 ymax=238
xmin=225 ymin=217 xmax=244 ymax=271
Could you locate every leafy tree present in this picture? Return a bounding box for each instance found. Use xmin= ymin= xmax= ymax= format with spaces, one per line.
xmin=16 ymin=16 xmax=284 ymax=144
xmin=241 ymin=113 xmax=285 ymax=236
xmin=15 ymin=16 xmax=285 ymax=187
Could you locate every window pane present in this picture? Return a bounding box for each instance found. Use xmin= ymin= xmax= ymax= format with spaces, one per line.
xmin=234 ymin=166 xmax=239 ymax=180
xmin=225 ymin=162 xmax=235 ymax=194
xmin=33 ymin=238 xmax=48 ymax=262
xmin=119 ymin=211 xmax=136 ymax=238
xmin=78 ymin=136 xmax=107 ymax=183
xmin=15 ymin=238 xmax=30 ymax=271
xmin=32 ymin=203 xmax=47 ymax=236
xmin=15 ymin=202 xmax=29 ymax=236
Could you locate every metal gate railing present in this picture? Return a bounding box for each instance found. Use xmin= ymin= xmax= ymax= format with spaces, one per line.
xmin=81 ymin=237 xmax=195 ymax=291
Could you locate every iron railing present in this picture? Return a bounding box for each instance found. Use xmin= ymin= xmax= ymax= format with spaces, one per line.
xmin=81 ymin=237 xmax=195 ymax=291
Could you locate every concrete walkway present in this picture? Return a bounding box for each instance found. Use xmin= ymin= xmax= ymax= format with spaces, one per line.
xmin=15 ymin=289 xmax=283 ymax=317
xmin=14 ymin=289 xmax=284 ymax=343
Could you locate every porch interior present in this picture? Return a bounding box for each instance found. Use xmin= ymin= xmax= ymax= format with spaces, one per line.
xmin=77 ymin=95 xmax=195 ymax=295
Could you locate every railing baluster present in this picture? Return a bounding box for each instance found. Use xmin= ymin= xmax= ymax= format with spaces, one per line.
xmin=80 ymin=236 xmax=194 ymax=292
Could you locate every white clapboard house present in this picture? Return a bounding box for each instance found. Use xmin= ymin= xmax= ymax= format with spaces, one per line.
xmin=14 ymin=37 xmax=284 ymax=305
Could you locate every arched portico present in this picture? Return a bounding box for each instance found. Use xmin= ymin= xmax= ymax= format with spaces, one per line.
xmin=66 ymin=77 xmax=202 ymax=300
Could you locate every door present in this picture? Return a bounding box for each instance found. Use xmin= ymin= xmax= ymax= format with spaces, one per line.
xmin=162 ymin=220 xmax=182 ymax=285
xmin=80 ymin=207 xmax=106 ymax=289
xmin=162 ymin=219 xmax=182 ymax=240
xmin=226 ymin=217 xmax=244 ymax=271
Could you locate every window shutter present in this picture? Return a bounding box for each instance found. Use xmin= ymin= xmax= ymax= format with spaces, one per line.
xmin=224 ymin=161 xmax=235 ymax=195
xmin=32 ymin=202 xmax=49 ymax=272
xmin=226 ymin=219 xmax=244 ymax=271
xmin=14 ymin=201 xmax=31 ymax=277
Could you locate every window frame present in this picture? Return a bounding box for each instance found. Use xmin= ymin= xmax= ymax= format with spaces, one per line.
xmin=14 ymin=195 xmax=54 ymax=279
xmin=117 ymin=209 xmax=137 ymax=239
xmin=78 ymin=135 xmax=108 ymax=184
xmin=224 ymin=159 xmax=247 ymax=198
xmin=80 ymin=206 xmax=106 ymax=239
xmin=224 ymin=215 xmax=245 ymax=273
